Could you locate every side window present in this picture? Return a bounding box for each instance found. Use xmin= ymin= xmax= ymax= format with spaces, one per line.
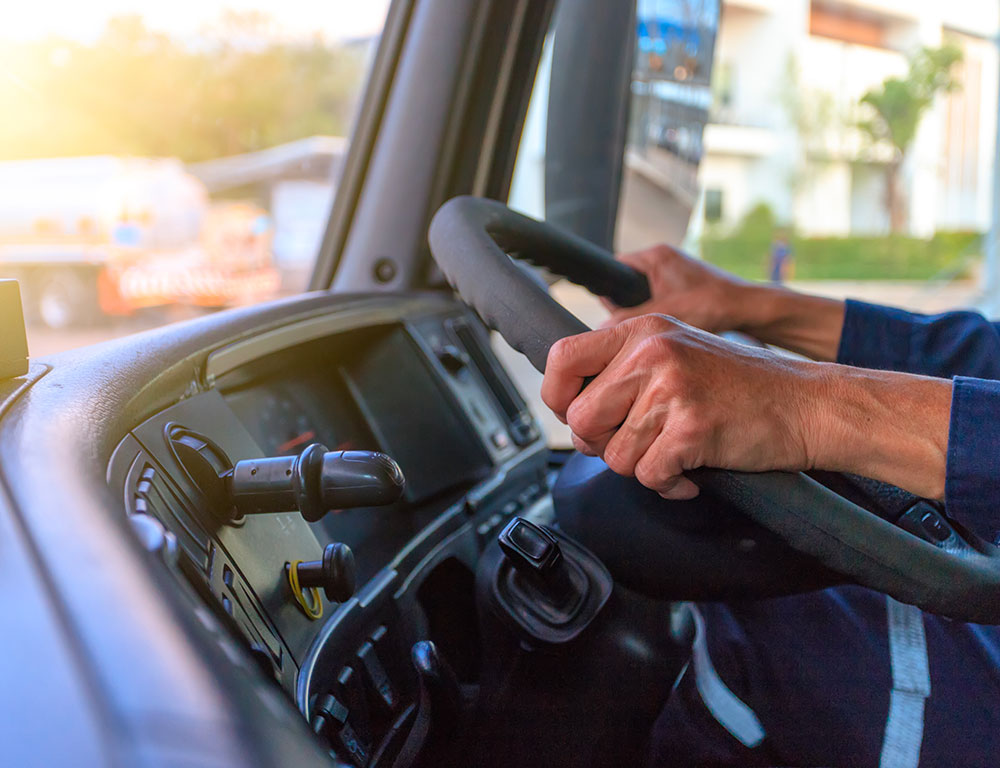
xmin=508 ymin=34 xmax=553 ymax=222
xmin=0 ymin=4 xmax=390 ymax=354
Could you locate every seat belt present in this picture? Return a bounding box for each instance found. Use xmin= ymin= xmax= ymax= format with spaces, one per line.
xmin=681 ymin=602 xmax=766 ymax=748
xmin=879 ymin=597 xmax=930 ymax=768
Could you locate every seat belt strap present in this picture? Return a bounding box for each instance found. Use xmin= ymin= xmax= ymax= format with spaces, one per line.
xmin=879 ymin=597 xmax=930 ymax=768
xmin=683 ymin=603 xmax=766 ymax=748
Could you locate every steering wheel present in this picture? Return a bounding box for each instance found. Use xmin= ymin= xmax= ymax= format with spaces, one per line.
xmin=428 ymin=195 xmax=1000 ymax=624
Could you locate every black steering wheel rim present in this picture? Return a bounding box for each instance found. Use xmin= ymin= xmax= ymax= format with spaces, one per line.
xmin=428 ymin=195 xmax=1000 ymax=623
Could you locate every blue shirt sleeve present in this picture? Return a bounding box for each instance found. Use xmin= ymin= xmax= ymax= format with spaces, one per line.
xmin=836 ymin=300 xmax=1000 ymax=541
xmin=946 ymin=377 xmax=1000 ymax=542
xmin=836 ymin=299 xmax=1000 ymax=379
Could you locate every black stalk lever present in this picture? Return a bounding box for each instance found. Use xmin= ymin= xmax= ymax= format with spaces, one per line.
xmin=228 ymin=443 xmax=405 ymax=523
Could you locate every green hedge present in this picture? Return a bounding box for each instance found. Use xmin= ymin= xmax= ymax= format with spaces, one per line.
xmin=702 ymin=231 xmax=981 ymax=281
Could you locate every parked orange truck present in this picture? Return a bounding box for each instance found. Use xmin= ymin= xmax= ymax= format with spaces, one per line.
xmin=0 ymin=156 xmax=279 ymax=329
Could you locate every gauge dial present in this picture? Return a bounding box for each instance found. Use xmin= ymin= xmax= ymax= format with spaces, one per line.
xmin=257 ymin=388 xmax=317 ymax=455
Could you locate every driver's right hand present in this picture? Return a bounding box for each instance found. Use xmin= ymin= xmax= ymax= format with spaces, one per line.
xmin=601 ymin=244 xmax=754 ymax=333
xmin=542 ymin=313 xmax=950 ymax=503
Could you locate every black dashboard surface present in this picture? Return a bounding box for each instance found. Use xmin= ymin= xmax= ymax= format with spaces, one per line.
xmin=99 ymin=294 xmax=549 ymax=766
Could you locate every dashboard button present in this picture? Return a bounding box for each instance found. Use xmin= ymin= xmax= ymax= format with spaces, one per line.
xmin=921 ymin=511 xmax=952 ymax=543
xmin=435 ymin=344 xmax=469 ymax=374
xmin=357 ymin=640 xmax=398 ymax=714
xmin=312 ymin=694 xmax=369 ymax=767
xmin=336 ymin=665 xmax=371 ymax=744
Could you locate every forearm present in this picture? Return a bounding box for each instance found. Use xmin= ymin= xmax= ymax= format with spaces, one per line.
xmin=802 ymin=364 xmax=951 ymax=500
xmin=732 ymin=284 xmax=846 ymax=362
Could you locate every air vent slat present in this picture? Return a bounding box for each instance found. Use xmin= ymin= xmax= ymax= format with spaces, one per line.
xmin=130 ymin=460 xmax=211 ymax=573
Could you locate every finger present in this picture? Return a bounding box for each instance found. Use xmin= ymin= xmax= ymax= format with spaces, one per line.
xmin=600 ymin=402 xmax=663 ymax=477
xmin=541 ymin=327 xmax=626 ymax=420
xmin=571 ymin=432 xmax=599 ymax=456
xmin=616 ymin=247 xmax=658 ymax=272
xmin=658 ymin=476 xmax=700 ymax=501
xmin=572 ymin=428 xmax=615 ymax=457
xmin=565 ymin=362 xmax=639 ymax=441
xmin=634 ymin=430 xmax=701 ymax=500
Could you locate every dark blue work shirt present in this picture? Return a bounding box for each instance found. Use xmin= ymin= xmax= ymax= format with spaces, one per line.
xmin=838 ymin=299 xmax=1000 ymax=543
xmin=651 ymin=298 xmax=1000 ymax=768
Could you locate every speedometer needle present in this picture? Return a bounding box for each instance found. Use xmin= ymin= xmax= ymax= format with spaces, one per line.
xmin=278 ymin=430 xmax=316 ymax=454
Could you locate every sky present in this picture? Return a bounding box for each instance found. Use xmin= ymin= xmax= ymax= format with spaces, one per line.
xmin=0 ymin=0 xmax=392 ymax=44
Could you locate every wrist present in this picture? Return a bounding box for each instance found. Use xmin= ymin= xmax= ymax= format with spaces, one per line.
xmin=727 ymin=282 xmax=785 ymax=335
xmin=801 ymin=364 xmax=951 ymax=499
xmin=733 ymin=284 xmax=846 ymax=361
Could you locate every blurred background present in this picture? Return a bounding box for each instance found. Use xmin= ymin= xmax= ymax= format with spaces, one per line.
xmin=668 ymin=0 xmax=1000 ymax=317
xmin=0 ymin=1 xmax=390 ymax=354
xmin=2 ymin=0 xmax=1000 ymax=362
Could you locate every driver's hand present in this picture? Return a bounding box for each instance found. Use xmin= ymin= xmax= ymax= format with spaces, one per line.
xmin=542 ymin=314 xmax=824 ymax=499
xmin=602 ymin=244 xmax=753 ymax=332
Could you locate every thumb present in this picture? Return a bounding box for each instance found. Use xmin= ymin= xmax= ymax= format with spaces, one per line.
xmin=658 ymin=475 xmax=700 ymax=500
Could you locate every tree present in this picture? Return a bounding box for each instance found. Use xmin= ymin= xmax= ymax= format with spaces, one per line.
xmin=858 ymin=44 xmax=962 ymax=233
xmin=0 ymin=14 xmax=370 ymax=163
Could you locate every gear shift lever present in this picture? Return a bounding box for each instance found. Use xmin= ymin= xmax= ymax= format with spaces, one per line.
xmin=487 ymin=517 xmax=613 ymax=644
xmin=497 ymin=518 xmax=582 ymax=612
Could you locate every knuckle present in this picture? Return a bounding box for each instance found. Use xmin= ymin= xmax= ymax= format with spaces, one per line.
xmin=672 ymin=413 xmax=711 ymax=451
xmin=602 ymin=443 xmax=631 ymax=476
xmin=672 ymin=423 xmax=702 ymax=451
xmin=639 ymin=313 xmax=671 ymax=333
xmin=654 ymin=244 xmax=677 ymax=261
xmin=620 ymin=314 xmax=649 ymax=334
xmin=640 ymin=332 xmax=678 ymax=361
xmin=565 ymin=398 xmax=595 ymax=438
xmin=546 ymin=337 xmax=574 ymax=370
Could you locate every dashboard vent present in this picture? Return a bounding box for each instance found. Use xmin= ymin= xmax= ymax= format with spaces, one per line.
xmin=128 ymin=458 xmax=212 ymax=574
xmin=448 ymin=317 xmax=538 ymax=446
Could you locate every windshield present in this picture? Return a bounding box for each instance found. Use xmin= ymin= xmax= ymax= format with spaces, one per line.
xmin=510 ymin=0 xmax=999 ymax=447
xmin=0 ymin=1 xmax=390 ymax=355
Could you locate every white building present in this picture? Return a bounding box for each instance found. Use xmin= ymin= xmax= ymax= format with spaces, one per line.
xmin=699 ymin=0 xmax=1000 ymax=237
